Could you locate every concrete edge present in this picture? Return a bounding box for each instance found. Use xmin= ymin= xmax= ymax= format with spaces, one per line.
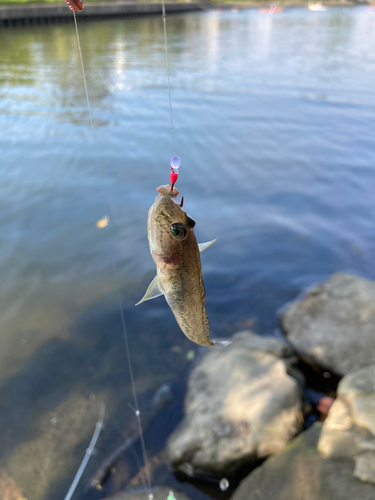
xmin=0 ymin=2 xmax=209 ymax=24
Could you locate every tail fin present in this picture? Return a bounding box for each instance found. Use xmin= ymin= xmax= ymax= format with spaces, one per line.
xmin=212 ymin=339 xmax=232 ymax=347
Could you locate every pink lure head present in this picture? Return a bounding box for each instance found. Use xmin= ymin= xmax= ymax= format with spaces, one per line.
xmin=170 ymin=170 xmax=178 ymax=188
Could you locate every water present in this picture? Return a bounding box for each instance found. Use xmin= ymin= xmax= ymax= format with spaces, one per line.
xmin=0 ymin=6 xmax=375 ymax=500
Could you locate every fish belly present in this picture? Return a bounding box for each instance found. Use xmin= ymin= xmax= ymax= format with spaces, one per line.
xmin=164 ymin=283 xmax=214 ymax=347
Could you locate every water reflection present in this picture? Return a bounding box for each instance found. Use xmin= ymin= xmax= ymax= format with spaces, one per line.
xmin=0 ymin=7 xmax=375 ymax=500
xmin=1 ymin=10 xmax=375 ymax=114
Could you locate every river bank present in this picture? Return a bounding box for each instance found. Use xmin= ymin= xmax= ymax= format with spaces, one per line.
xmin=0 ymin=2 xmax=205 ymax=26
xmin=0 ymin=0 xmax=370 ymax=26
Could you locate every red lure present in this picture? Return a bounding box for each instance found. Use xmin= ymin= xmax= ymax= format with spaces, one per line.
xmin=63 ymin=0 xmax=84 ymax=13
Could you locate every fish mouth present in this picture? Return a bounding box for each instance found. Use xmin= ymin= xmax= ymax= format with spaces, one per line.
xmin=156 ymin=184 xmax=179 ymax=198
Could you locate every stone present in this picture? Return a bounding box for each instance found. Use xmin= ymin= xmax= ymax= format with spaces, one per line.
xmin=281 ymin=273 xmax=375 ymax=375
xmin=0 ymin=469 xmax=27 ymax=500
xmin=167 ymin=331 xmax=303 ymax=476
xmin=354 ymin=452 xmax=375 ymax=485
xmin=231 ymin=424 xmax=375 ymax=500
xmin=318 ymin=364 xmax=375 ymax=485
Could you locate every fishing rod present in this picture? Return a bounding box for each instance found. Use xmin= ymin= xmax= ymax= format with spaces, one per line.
xmin=64 ymin=406 xmax=105 ymax=500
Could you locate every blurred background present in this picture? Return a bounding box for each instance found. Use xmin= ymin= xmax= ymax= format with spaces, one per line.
xmin=0 ymin=3 xmax=375 ymax=500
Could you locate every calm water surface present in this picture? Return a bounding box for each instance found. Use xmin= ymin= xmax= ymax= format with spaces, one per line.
xmin=1 ymin=6 xmax=375 ymax=499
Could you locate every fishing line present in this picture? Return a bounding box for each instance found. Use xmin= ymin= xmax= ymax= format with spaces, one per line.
xmin=161 ymin=0 xmax=175 ymax=156
xmin=70 ymin=10 xmax=153 ymax=497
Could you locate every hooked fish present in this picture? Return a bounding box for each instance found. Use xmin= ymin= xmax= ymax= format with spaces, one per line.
xmin=136 ymin=185 xmax=230 ymax=347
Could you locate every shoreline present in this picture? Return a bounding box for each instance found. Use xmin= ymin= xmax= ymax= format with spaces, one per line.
xmin=0 ymin=0 xmax=370 ymax=26
xmin=0 ymin=2 xmax=207 ymax=26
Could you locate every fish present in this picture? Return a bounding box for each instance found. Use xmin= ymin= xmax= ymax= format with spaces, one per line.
xmin=136 ymin=184 xmax=230 ymax=347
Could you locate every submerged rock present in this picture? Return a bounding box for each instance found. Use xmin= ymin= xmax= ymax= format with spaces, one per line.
xmin=0 ymin=469 xmax=27 ymax=500
xmin=167 ymin=331 xmax=303 ymax=477
xmin=318 ymin=364 xmax=375 ymax=485
xmin=231 ymin=424 xmax=375 ymax=500
xmin=281 ymin=273 xmax=375 ymax=375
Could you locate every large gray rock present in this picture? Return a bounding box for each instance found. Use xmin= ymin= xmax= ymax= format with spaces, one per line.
xmin=231 ymin=424 xmax=375 ymax=500
xmin=167 ymin=331 xmax=303 ymax=476
xmin=281 ymin=273 xmax=375 ymax=375
xmin=318 ymin=364 xmax=375 ymax=484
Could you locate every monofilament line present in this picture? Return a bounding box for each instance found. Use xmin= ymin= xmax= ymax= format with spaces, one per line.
xmin=73 ymin=12 xmax=94 ymax=131
xmin=71 ymin=11 xmax=153 ymax=498
xmin=162 ymin=0 xmax=175 ymax=156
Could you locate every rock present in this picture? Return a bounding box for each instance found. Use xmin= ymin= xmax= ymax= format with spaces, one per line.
xmin=318 ymin=364 xmax=375 ymax=485
xmin=355 ymin=452 xmax=375 ymax=485
xmin=281 ymin=273 xmax=375 ymax=375
xmin=0 ymin=469 xmax=27 ymax=500
xmin=107 ymin=487 xmax=192 ymax=500
xmin=167 ymin=331 xmax=303 ymax=477
xmin=229 ymin=330 xmax=295 ymax=358
xmin=231 ymin=424 xmax=375 ymax=500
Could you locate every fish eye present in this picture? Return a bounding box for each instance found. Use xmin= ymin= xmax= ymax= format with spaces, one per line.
xmin=170 ymin=223 xmax=187 ymax=240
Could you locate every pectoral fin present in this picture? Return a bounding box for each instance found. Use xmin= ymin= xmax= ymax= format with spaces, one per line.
xmin=198 ymin=239 xmax=217 ymax=253
xmin=136 ymin=275 xmax=164 ymax=305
